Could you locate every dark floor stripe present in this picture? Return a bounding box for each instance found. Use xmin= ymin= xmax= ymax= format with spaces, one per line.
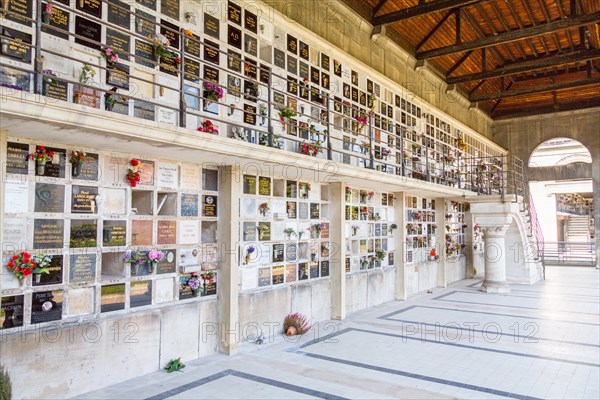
xmin=145 ymin=369 xmax=347 ymax=400
xmin=299 ymin=352 xmax=543 ymax=400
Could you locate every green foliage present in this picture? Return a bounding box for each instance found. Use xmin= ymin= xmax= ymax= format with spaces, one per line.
xmin=0 ymin=365 xmax=12 ymax=400
xmin=164 ymin=358 xmax=185 ymax=373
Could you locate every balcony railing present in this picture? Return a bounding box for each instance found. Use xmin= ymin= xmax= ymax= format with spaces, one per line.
xmin=543 ymin=241 xmax=596 ymax=267
xmin=1 ymin=1 xmax=509 ymax=193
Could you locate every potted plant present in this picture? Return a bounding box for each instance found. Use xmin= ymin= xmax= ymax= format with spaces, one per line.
xmin=127 ymin=159 xmax=141 ymax=187
xmin=283 ymin=228 xmax=296 ymax=240
xmin=283 ymin=312 xmax=312 ymax=336
xmin=29 ymin=146 xmax=54 ymax=175
xmin=197 ymin=119 xmax=219 ymax=134
xmin=69 ymin=150 xmax=86 ymax=177
xmin=203 ymin=81 xmax=224 ymax=107
xmin=375 ymin=249 xmax=386 ymax=262
xmin=148 ymin=249 xmax=164 ymax=272
xmin=244 ymin=246 xmax=255 ymax=265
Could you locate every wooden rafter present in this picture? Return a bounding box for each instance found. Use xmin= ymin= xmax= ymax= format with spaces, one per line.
xmin=493 ymin=97 xmax=600 ymax=119
xmin=416 ymin=11 xmax=600 ymax=59
xmin=415 ymin=10 xmax=454 ymax=51
xmin=373 ymin=0 xmax=483 ymax=26
xmin=372 ymin=0 xmax=388 ymax=17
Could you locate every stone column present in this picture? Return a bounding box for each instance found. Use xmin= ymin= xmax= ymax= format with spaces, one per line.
xmin=394 ymin=192 xmax=406 ymax=300
xmin=435 ymin=199 xmax=447 ymax=287
xmin=217 ymin=165 xmax=241 ymax=354
xmin=480 ymin=224 xmax=511 ymax=293
xmin=329 ymin=182 xmax=346 ymax=320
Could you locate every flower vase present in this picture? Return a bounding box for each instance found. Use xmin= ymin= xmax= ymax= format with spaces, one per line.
xmin=79 ymin=0 xmax=84 ymax=8
xmin=36 ymin=160 xmax=46 ymax=175
xmin=258 ymin=231 xmax=264 ymax=240
xmin=2 ymin=0 xmax=9 ymax=14
xmin=352 ymin=228 xmax=357 ymax=236
xmin=311 ymin=254 xmax=316 ymax=262
xmin=1 ymin=40 xmax=9 ymax=54
xmin=150 ymin=261 xmax=157 ymax=274
xmin=72 ymin=163 xmax=81 ymax=177
xmin=34 ymin=274 xmax=42 ymax=284
xmin=184 ymin=37 xmax=189 ymax=47
xmin=43 ymin=11 xmax=50 ymax=24
xmin=18 ymin=277 xmax=24 ymax=287
xmin=155 ymin=54 xmax=161 ymax=65
xmin=105 ymin=101 xmax=114 ymax=111
xmin=202 ymin=284 xmax=208 ymax=296
xmin=245 ymin=253 xmax=250 ymax=265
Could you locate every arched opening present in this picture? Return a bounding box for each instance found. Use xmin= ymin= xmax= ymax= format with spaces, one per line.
xmin=527 ymin=138 xmax=594 ymax=266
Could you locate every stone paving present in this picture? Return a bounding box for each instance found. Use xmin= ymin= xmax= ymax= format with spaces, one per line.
xmin=78 ymin=267 xmax=600 ymax=400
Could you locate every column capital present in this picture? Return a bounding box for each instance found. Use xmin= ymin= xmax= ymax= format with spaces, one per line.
xmin=481 ymin=224 xmax=510 ymax=238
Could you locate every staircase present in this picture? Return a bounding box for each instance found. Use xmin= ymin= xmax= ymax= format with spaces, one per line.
xmin=567 ymin=215 xmax=591 ymax=242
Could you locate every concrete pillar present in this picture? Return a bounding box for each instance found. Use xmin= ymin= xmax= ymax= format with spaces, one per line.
xmin=593 ymin=161 xmax=600 ymax=269
xmin=217 ymin=165 xmax=241 ymax=354
xmin=329 ymin=182 xmax=346 ymax=320
xmin=481 ymin=224 xmax=511 ymax=293
xmin=435 ymin=199 xmax=447 ymax=287
xmin=394 ymin=192 xmax=406 ymax=300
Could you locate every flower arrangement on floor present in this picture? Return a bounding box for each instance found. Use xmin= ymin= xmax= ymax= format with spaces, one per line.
xmin=197 ymin=119 xmax=218 ymax=134
xmin=5 ymin=252 xmax=51 ymax=283
xmin=203 ymin=81 xmax=224 ymax=105
xmin=127 ymin=159 xmax=142 ymax=187
xmin=69 ymin=150 xmax=86 ymax=177
xmin=258 ymin=202 xmax=270 ymax=216
xmin=245 ymin=246 xmax=255 ymax=264
xmin=165 ymin=358 xmax=185 ymax=373
xmin=101 ymin=47 xmax=119 ymax=67
xmin=300 ymin=140 xmax=322 ymax=157
xmin=283 ymin=312 xmax=312 ymax=336
xmin=283 ymin=228 xmax=297 ymax=240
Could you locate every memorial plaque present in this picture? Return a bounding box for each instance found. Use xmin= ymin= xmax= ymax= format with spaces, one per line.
xmin=106 ymin=64 xmax=130 ymax=90
xmin=185 ymin=33 xmax=201 ymax=58
xmin=137 ymin=0 xmax=156 ymax=10
xmin=298 ymin=62 xmax=309 ymax=80
xmin=5 ymin=180 xmax=29 ymax=214
xmin=106 ymin=29 xmax=130 ymax=62
xmin=352 ymin=87 xmax=358 ymax=103
xmin=258 ymin=177 xmax=271 ymax=196
xmin=310 ymin=203 xmax=320 ymax=219
xmin=367 ymin=79 xmax=373 ymax=94
xmin=135 ymin=9 xmax=155 ymax=36
xmin=42 ymin=2 xmax=69 ymax=39
xmin=345 ymin=257 xmax=351 ymax=273
xmin=245 ymin=10 xmax=257 ymax=32
xmin=287 ymin=56 xmax=297 ymax=75
xmin=243 ymin=175 xmax=256 ymax=195
xmin=228 ymin=1 xmax=242 ymax=25
xmin=228 ymin=25 xmax=242 ymax=49
xmin=159 ymin=53 xmax=178 ymax=78
xmin=161 ymin=0 xmax=179 ymax=19
xmin=359 ymin=91 xmax=366 ymax=106
xmin=272 ymin=265 xmax=284 ymax=285
xmin=71 ymin=185 xmax=97 ymax=214
xmin=259 ymin=64 xmax=270 ymax=84
xmin=134 ymin=100 xmax=155 ymax=120
xmin=258 ymin=222 xmax=270 ymax=241
xmin=309 ymin=262 xmax=319 ymax=279
xmin=244 ymin=104 xmax=256 ymax=125
xmin=351 ymin=70 xmax=358 ymax=85
xmin=132 ymin=220 xmax=153 ymax=246
xmin=130 ymin=280 xmax=152 ymax=307
xmin=287 ymin=77 xmax=297 ymax=95
xmin=181 ymin=193 xmax=198 ymax=216
xmin=160 ymin=19 xmax=180 ymax=49
xmin=273 ymin=91 xmax=285 ymax=108
xmin=321 ymin=53 xmax=330 ymax=71
xmin=0 ymin=28 xmax=32 ymax=62
xmin=343 ymin=83 xmax=350 ymax=99
xmin=245 ymin=34 xmax=257 ymax=56
xmin=203 ymin=169 xmax=218 ymax=191
xmin=228 ymin=50 xmax=241 ymax=72
xmin=204 ymin=13 xmax=220 ymax=39
xmin=184 ymin=59 xmax=200 ymax=82
xmin=75 ymin=16 xmax=101 ymax=50
xmin=321 ymin=73 xmax=329 ymax=90
xmin=101 ymin=284 xmax=125 ymax=312
xmin=285 ymin=243 xmax=297 ymax=261
xmin=108 ymin=0 xmax=130 ymax=28
xmin=157 ymin=220 xmax=177 ymax=245
xmin=1 ymin=295 xmax=24 ymax=330
xmin=77 ymin=0 xmax=102 ymax=18
xmin=285 ymin=264 xmax=296 ymax=283
xmin=321 ymin=223 xmax=329 ymax=239
xmin=43 ymin=79 xmax=68 ymax=101
xmin=33 ymin=255 xmax=63 ymax=286
xmin=299 ymin=203 xmax=309 ymax=220
xmin=156 ymin=163 xmax=178 ymax=188
xmin=5 ymin=0 xmax=32 ymax=26
xmin=178 ymin=220 xmax=198 ymax=244
xmin=286 ymin=201 xmax=296 ymax=219
xmin=243 ymin=222 xmax=256 ymax=241
xmin=157 ymin=249 xmax=176 ymax=274
xmin=135 ymin=39 xmax=154 ymax=68
xmin=203 ymin=195 xmax=217 ymax=217
xmin=298 ymin=262 xmax=308 ymax=280
xmin=287 ymin=34 xmax=297 ymax=54
xmin=273 ymin=48 xmax=285 ymax=69
xmin=70 ymin=219 xmax=97 ymax=248
xmin=310 ymin=66 xmax=320 ymax=84
xmin=298 ymin=41 xmax=309 ymax=61
xmin=204 ymin=65 xmax=219 ymax=82
xmin=5 ymin=142 xmax=28 ymax=174
xmin=272 ymin=243 xmax=284 ymax=263
xmin=102 ymin=220 xmax=126 ymax=246
xmin=388 ymin=252 xmax=394 ymax=266
xmin=33 ymin=219 xmax=64 ymax=249
xmin=138 ymin=160 xmax=154 ymax=185
xmin=31 ymin=291 xmax=63 ymax=324
xmin=258 ymin=267 xmax=270 ymax=287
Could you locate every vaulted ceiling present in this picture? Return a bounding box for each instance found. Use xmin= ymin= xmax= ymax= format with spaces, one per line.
xmin=346 ymin=0 xmax=600 ymax=119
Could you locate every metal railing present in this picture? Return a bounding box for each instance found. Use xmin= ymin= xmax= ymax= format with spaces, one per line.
xmin=542 ymin=241 xmax=596 ymax=267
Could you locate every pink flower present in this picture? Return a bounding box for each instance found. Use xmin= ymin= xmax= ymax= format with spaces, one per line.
xmin=105 ymin=48 xmax=112 ymax=56
xmin=111 ymin=55 xmax=119 ymax=62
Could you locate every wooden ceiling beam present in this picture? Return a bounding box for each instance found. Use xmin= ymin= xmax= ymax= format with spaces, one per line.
xmin=461 ymin=8 xmax=507 ymax=65
xmin=474 ymin=4 xmax=515 ymax=63
xmin=470 ymin=76 xmax=600 ymax=102
xmin=373 ymin=0 xmax=483 ymax=26
xmin=447 ymin=47 xmax=600 ymax=84
xmin=416 ymin=11 xmax=600 ymax=59
xmin=492 ymin=97 xmax=600 ymax=119
xmin=372 ymin=0 xmax=388 ymax=17
xmin=447 ymin=50 xmax=473 ymax=76
xmin=415 ymin=10 xmax=454 ymax=51
xmin=490 ymin=0 xmax=527 ymax=59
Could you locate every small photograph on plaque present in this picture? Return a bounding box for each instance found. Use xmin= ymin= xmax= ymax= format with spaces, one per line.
xmin=101 ymin=284 xmax=125 ymax=313
xmin=33 ymin=219 xmax=64 ymax=249
xmin=33 ymin=255 xmax=63 ymax=286
xmin=131 ymin=280 xmax=152 ymax=308
xmin=70 ymin=219 xmax=98 ymax=248
xmin=272 ymin=243 xmax=284 ymax=263
xmin=34 ymin=183 xmax=65 ymax=213
xmin=203 ymin=195 xmax=218 ymax=217
xmin=30 ymin=290 xmax=63 ymax=324
xmin=6 ymin=142 xmax=29 ymax=174
xmin=181 ymin=193 xmax=199 ymax=216
xmin=243 ymin=175 xmax=257 ymax=194
xmin=71 ymin=185 xmax=98 ymax=214
xmin=69 ymin=253 xmax=97 ymax=283
xmin=1 ymin=295 xmax=24 ymax=330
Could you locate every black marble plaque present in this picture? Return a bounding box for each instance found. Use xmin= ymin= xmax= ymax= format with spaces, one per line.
xmin=42 ymin=2 xmax=69 ymax=40
xmin=334 ymin=59 xmax=342 ymax=77
xmin=108 ymin=0 xmax=129 ymax=28
xmin=310 ymin=262 xmax=319 ymax=278
xmin=204 ymin=13 xmax=220 ymax=39
xmin=159 ymin=52 xmax=179 ymax=76
xmin=107 ymin=63 xmax=130 ymax=89
xmin=287 ymin=56 xmax=297 ymax=75
xmin=75 ymin=16 xmax=101 ymax=50
xmin=272 ymin=244 xmax=284 ymax=263
xmin=287 ymin=201 xmax=296 ymax=219
xmin=321 ymin=53 xmax=330 ymax=70
xmin=311 ymin=66 xmax=320 ymax=84
xmin=34 ymin=183 xmax=64 ymax=213
xmin=33 ymin=255 xmax=63 ymax=286
xmin=204 ymin=65 xmax=219 ymax=83
xmin=287 ymin=34 xmax=298 ymax=54
xmin=310 ymin=203 xmax=320 ymax=219
xmin=343 ymin=83 xmax=350 ymax=99
xmin=185 ymin=33 xmax=201 ymax=57
xmin=203 ymin=195 xmax=217 ymax=217
xmin=102 ymin=220 xmax=126 ymax=246
xmin=71 ymin=185 xmax=97 ymax=213
xmin=184 ymin=59 xmax=200 ymax=82
xmin=351 ymin=87 xmax=358 ymax=103
xmin=135 ymin=39 xmax=154 ymax=68
xmin=273 ymin=48 xmax=285 ymax=69
xmin=259 ymin=64 xmax=270 ymax=84
xmin=181 ymin=193 xmax=198 ymax=216
xmin=272 ymin=266 xmax=284 ymax=285
xmin=273 ymin=91 xmax=285 ymax=108
xmin=33 ymin=219 xmax=64 ymax=249
xmin=106 ymin=29 xmax=130 ymax=62
xmin=135 ymin=9 xmax=155 ymax=36
xmin=299 ymin=62 xmax=309 ymax=79
xmin=244 ymin=34 xmax=257 ymax=56
xmin=228 ymin=1 xmax=242 ymax=25
xmin=245 ymin=10 xmax=257 ymax=33
xmin=0 ymin=28 xmax=32 ymax=62
xmin=1 ymin=295 xmax=24 ymax=330
xmin=244 ymin=103 xmax=256 ymax=125
xmin=161 ymin=0 xmax=179 ymax=19
xmin=228 ymin=50 xmax=241 ymax=71
xmin=258 ymin=176 xmax=271 ymax=195
xmin=204 ymin=40 xmax=220 ymax=64
xmin=31 ymin=291 xmax=62 ymax=324
xmin=70 ymin=219 xmax=97 ymax=248
xmin=227 ymin=74 xmax=241 ymax=96
xmin=137 ymin=0 xmax=156 ymax=10
xmin=351 ymin=70 xmax=358 ymax=85
xmin=134 ymin=100 xmax=155 ymax=120
xmin=300 ymin=85 xmax=309 ymax=101
xmin=321 ymin=73 xmax=329 ymax=90
xmin=299 ymin=41 xmax=309 ymax=61
xmin=244 ymin=58 xmax=257 ymax=78
xmin=160 ymin=19 xmax=180 ymax=49
xmin=6 ymin=142 xmax=28 ymax=174
xmin=77 ymin=0 xmax=102 ymax=18
xmin=228 ymin=25 xmax=242 ymax=49
xmin=298 ymin=262 xmax=308 ymax=280
xmin=157 ymin=249 xmax=176 ymax=274
xmin=75 ymin=153 xmax=99 ymax=181
xmin=5 ymin=0 xmax=32 ymax=26
xmin=43 ymin=79 xmax=68 ymax=101
xmin=345 ymin=257 xmax=351 ymax=272
xmin=320 ymin=260 xmax=329 ymax=277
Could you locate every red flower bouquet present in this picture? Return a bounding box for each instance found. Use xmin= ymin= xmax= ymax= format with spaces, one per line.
xmin=197 ymin=120 xmax=219 ymax=134
xmin=128 ymin=159 xmax=141 ymax=187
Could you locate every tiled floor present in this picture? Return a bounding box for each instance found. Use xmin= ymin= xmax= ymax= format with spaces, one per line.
xmin=78 ymin=267 xmax=600 ymax=400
